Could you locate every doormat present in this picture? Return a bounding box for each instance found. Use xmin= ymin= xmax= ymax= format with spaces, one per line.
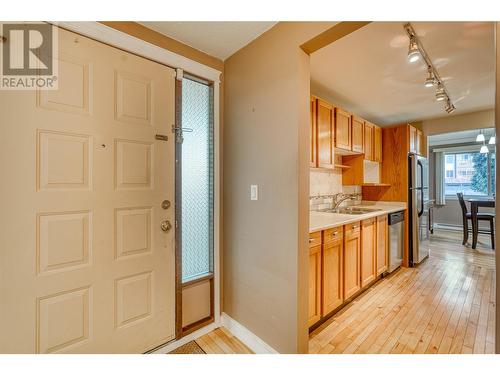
xmin=168 ymin=341 xmax=206 ymax=354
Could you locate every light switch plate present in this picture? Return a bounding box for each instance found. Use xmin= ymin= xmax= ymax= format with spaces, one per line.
xmin=250 ymin=185 xmax=258 ymax=201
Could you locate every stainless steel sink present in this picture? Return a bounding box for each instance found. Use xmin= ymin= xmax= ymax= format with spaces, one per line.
xmin=317 ymin=207 xmax=382 ymax=215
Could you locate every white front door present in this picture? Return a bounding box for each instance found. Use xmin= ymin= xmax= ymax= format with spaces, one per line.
xmin=0 ymin=26 xmax=176 ymax=353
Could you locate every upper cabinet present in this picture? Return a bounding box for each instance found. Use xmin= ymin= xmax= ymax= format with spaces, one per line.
xmin=310 ymin=97 xmax=317 ymax=167
xmin=335 ymin=108 xmax=352 ymax=151
xmin=409 ymin=125 xmax=417 ymax=154
xmin=408 ymin=124 xmax=425 ymax=156
xmin=351 ymin=116 xmax=364 ymax=154
xmin=316 ymin=98 xmax=335 ymax=169
xmin=374 ymin=125 xmax=382 ymax=162
xmin=364 ymin=121 xmax=374 ymax=161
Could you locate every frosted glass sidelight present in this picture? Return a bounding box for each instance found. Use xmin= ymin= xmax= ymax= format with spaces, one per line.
xmin=181 ymin=77 xmax=214 ymax=282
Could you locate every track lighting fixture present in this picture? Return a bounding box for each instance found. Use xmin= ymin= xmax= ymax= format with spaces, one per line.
xmin=424 ymin=68 xmax=435 ymax=87
xmin=489 ymin=136 xmax=496 ymax=145
xmin=407 ymin=38 xmax=420 ymax=63
xmin=480 ymin=145 xmax=489 ymax=154
xmin=435 ymin=85 xmax=446 ymax=101
xmin=404 ymin=23 xmax=455 ymax=114
xmin=445 ymin=99 xmax=455 ymax=113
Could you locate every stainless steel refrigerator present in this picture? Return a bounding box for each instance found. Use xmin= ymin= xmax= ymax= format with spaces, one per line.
xmin=408 ymin=154 xmax=430 ymax=266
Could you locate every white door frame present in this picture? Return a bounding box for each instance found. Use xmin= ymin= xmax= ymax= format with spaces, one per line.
xmin=53 ymin=21 xmax=222 ymax=346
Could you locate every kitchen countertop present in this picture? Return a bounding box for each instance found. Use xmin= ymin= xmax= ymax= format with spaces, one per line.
xmin=310 ymin=201 xmax=407 ymax=233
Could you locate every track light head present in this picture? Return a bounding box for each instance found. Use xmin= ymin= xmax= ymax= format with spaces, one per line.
xmin=476 ymin=132 xmax=485 ymax=142
xmin=480 ymin=145 xmax=489 ymax=154
xmin=435 ymin=85 xmax=446 ymax=101
xmin=445 ymin=99 xmax=455 ymax=113
xmin=424 ymin=69 xmax=435 ymax=87
xmin=489 ymin=136 xmax=496 ymax=145
xmin=408 ymin=38 xmax=420 ymax=63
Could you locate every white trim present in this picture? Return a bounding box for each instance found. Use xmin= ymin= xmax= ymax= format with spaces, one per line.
xmin=52 ymin=22 xmax=222 ymax=82
xmin=51 ymin=21 xmax=222 ymax=343
xmin=149 ymin=322 xmax=218 ymax=354
xmin=221 ymin=313 xmax=279 ymax=354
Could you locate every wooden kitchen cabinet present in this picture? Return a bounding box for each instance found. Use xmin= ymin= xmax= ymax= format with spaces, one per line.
xmin=409 ymin=125 xmax=417 ymax=154
xmin=322 ymin=227 xmax=344 ymax=315
xmin=376 ymin=215 xmax=388 ymax=276
xmin=310 ymin=96 xmax=317 ymax=167
xmin=361 ymin=218 xmax=377 ymax=288
xmin=335 ymin=107 xmax=351 ymax=151
xmin=416 ymin=129 xmax=424 ymax=156
xmin=351 ymin=116 xmax=364 ymax=154
xmin=364 ymin=121 xmax=374 ymax=161
xmin=374 ymin=125 xmax=382 ymax=162
xmin=343 ymin=222 xmax=361 ymax=299
xmin=308 ymin=231 xmax=322 ymax=327
xmin=317 ymin=99 xmax=335 ymax=169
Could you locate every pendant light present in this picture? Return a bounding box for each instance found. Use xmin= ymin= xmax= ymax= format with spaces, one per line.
xmin=480 ymin=145 xmax=489 ymax=154
xmin=445 ymin=99 xmax=455 ymax=113
xmin=489 ymin=136 xmax=496 ymax=145
xmin=476 ymin=131 xmax=485 ymax=142
xmin=407 ymin=37 xmax=420 ymax=63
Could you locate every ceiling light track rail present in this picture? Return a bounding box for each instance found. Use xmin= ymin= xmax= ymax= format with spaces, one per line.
xmin=404 ymin=22 xmax=455 ymax=114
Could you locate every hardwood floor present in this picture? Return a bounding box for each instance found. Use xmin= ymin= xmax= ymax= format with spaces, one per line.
xmin=309 ymin=229 xmax=496 ymax=354
xmin=195 ymin=328 xmax=253 ymax=354
xmin=194 ymin=230 xmax=495 ymax=354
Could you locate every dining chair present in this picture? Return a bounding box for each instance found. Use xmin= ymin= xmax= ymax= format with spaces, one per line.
xmin=457 ymin=193 xmax=495 ymax=248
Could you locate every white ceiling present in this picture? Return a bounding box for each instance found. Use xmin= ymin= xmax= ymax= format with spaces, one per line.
xmin=429 ymin=128 xmax=495 ymax=146
xmin=311 ymin=22 xmax=495 ymax=126
xmin=139 ymin=21 xmax=277 ymax=60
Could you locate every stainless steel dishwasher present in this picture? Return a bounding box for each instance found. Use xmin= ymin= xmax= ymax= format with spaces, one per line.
xmin=388 ymin=211 xmax=404 ymax=273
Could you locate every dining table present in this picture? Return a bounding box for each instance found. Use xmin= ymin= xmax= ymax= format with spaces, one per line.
xmin=467 ymin=198 xmax=495 ymax=249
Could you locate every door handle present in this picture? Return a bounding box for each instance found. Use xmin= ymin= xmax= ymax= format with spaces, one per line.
xmin=161 ymin=220 xmax=172 ymax=232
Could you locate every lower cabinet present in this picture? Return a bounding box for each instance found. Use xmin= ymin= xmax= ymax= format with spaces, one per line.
xmin=308 ymin=232 xmax=322 ymax=327
xmin=343 ymin=222 xmax=361 ymax=299
xmin=361 ymin=218 xmax=377 ymax=287
xmin=322 ymin=227 xmax=344 ymax=315
xmin=309 ymin=214 xmax=390 ymax=328
xmin=376 ymin=215 xmax=389 ymax=275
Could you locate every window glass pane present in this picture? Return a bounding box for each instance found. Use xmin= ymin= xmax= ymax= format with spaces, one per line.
xmin=181 ymin=78 xmax=214 ymax=282
xmin=444 ymin=151 xmax=488 ymax=196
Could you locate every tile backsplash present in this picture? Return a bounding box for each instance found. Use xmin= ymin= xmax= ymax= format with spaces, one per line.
xmin=309 ymin=167 xmax=362 ymax=211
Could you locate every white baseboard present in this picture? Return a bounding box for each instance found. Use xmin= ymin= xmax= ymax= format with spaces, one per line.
xmin=221 ymin=313 xmax=279 ymax=354
xmin=149 ymin=322 xmax=218 ymax=354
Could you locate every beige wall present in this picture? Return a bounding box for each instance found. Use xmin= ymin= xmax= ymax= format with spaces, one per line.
xmin=223 ymin=22 xmax=335 ymax=353
xmin=422 ymin=108 xmax=494 ymax=136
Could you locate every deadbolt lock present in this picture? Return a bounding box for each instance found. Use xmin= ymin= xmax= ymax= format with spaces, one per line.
xmin=161 ymin=200 xmax=171 ymax=209
xmin=160 ymin=220 xmax=172 ymax=232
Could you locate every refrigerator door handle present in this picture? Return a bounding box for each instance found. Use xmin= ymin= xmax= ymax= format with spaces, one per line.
xmin=418 ymin=188 xmax=424 ymax=217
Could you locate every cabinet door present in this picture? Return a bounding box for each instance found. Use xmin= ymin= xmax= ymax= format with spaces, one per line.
xmin=364 ymin=121 xmax=374 ymax=161
xmin=351 ymin=116 xmax=365 ymax=153
xmin=409 ymin=125 xmax=417 ymax=154
xmin=308 ymin=243 xmax=322 ymax=327
xmin=374 ymin=125 xmax=382 ymax=162
xmin=416 ymin=129 xmax=423 ymax=156
xmin=322 ymin=228 xmax=343 ymax=315
xmin=335 ymin=107 xmax=351 ymax=151
xmin=317 ymin=99 xmax=335 ymax=169
xmin=310 ymin=96 xmax=317 ymax=167
xmin=361 ymin=218 xmax=377 ymax=287
xmin=343 ymin=222 xmax=361 ymax=299
xmin=376 ymin=215 xmax=388 ymax=276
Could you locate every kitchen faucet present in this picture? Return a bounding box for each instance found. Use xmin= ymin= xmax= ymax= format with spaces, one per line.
xmin=331 ymin=193 xmax=359 ymax=209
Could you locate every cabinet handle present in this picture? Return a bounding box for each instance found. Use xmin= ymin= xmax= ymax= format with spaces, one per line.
xmin=309 ymin=238 xmax=314 ymax=243
xmin=352 ymin=225 xmax=358 ymax=229
xmin=331 ymin=231 xmax=338 ymax=236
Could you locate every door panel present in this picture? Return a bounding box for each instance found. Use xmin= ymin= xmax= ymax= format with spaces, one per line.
xmin=364 ymin=122 xmax=374 ymax=161
xmin=376 ymin=215 xmax=388 ymax=275
xmin=308 ymin=244 xmax=322 ymax=327
xmin=343 ymin=223 xmax=361 ymax=299
xmin=351 ymin=116 xmax=364 ymax=153
xmin=335 ymin=107 xmax=351 ymax=151
xmin=310 ymin=96 xmax=317 ymax=167
xmin=322 ymin=232 xmax=343 ymax=315
xmin=0 ymin=27 xmax=176 ymax=353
